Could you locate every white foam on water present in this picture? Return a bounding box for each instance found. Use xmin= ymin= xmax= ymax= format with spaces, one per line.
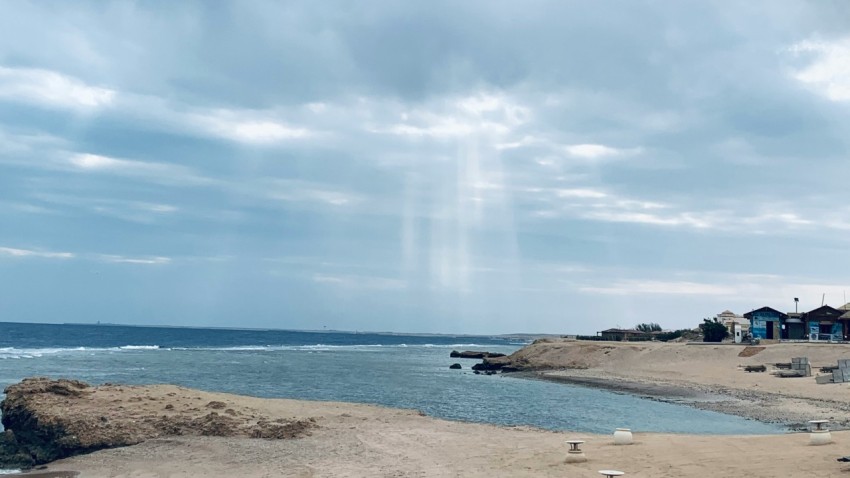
xmin=0 ymin=342 xmax=509 ymax=358
xmin=0 ymin=345 xmax=167 ymax=359
xmin=0 ymin=469 xmax=22 ymax=475
xmin=173 ymin=344 xmax=410 ymax=352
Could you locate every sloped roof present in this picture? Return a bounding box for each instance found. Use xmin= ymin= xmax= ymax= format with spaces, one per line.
xmin=743 ymin=306 xmax=788 ymax=319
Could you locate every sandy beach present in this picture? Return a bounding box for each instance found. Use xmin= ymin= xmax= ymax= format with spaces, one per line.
xmin=17 ymin=386 xmax=850 ymax=478
xmin=508 ymin=340 xmax=850 ymax=429
xmin=20 ymin=403 xmax=850 ymax=477
xmin=6 ymin=341 xmax=850 ymax=477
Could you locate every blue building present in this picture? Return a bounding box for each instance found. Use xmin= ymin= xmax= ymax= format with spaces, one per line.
xmin=744 ymin=307 xmax=787 ymax=340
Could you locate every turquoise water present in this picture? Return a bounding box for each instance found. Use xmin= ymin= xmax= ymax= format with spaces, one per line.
xmin=0 ymin=323 xmax=783 ymax=435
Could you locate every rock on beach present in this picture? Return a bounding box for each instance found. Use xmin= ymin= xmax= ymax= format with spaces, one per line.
xmin=0 ymin=378 xmax=316 ymax=469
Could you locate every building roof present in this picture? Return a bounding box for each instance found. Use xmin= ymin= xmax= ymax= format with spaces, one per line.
xmin=743 ymin=306 xmax=788 ymax=319
xmin=804 ymin=305 xmax=843 ymax=318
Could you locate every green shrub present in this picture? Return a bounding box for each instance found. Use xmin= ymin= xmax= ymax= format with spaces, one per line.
xmin=700 ymin=318 xmax=729 ymax=342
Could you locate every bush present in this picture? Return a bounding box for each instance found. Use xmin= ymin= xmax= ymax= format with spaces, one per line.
xmin=635 ymin=322 xmax=662 ymax=332
xmin=654 ymin=329 xmax=687 ymax=342
xmin=576 ymin=335 xmax=608 ymax=341
xmin=700 ymin=318 xmax=729 ymax=342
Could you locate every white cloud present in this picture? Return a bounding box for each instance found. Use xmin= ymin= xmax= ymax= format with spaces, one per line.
xmin=192 ymin=110 xmax=312 ymax=145
xmin=564 ymin=143 xmax=639 ymax=159
xmin=66 ymin=153 xmax=211 ymax=186
xmin=264 ymin=179 xmax=361 ymax=207
xmin=375 ymin=92 xmax=529 ymax=139
xmin=98 ymin=255 xmax=171 ymax=265
xmin=582 ymin=210 xmax=714 ymax=229
xmin=579 ymin=275 xmax=850 ymax=314
xmin=69 ymin=153 xmax=133 ymax=170
xmin=0 ymin=66 xmax=115 ymax=110
xmin=139 ymin=203 xmax=178 ymax=214
xmin=0 ymin=129 xmax=67 ymax=156
xmin=312 ymin=273 xmax=406 ymax=290
xmin=580 ymin=280 xmax=736 ymax=296
xmin=530 ymin=184 xmax=825 ymax=233
xmin=788 ymin=37 xmax=850 ymax=101
xmin=0 ymin=246 xmax=74 ymax=259
xmin=554 ymin=188 xmax=608 ymax=199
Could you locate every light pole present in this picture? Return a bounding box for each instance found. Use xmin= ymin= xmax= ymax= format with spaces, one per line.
xmin=794 ymin=297 xmax=799 ymax=314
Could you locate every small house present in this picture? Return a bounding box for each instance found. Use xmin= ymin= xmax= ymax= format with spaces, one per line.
xmin=804 ymin=305 xmax=844 ymax=342
xmin=598 ymin=328 xmax=651 ymax=341
xmin=744 ymin=307 xmax=787 ymax=341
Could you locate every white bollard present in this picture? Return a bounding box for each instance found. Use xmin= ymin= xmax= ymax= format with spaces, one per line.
xmin=810 ymin=429 xmax=832 ymax=446
xmin=809 ymin=420 xmax=832 ymax=446
xmin=613 ymin=428 xmax=633 ymax=445
xmin=564 ymin=439 xmax=587 ymax=463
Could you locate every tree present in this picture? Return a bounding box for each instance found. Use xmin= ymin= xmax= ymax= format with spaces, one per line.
xmin=635 ymin=322 xmax=662 ymax=333
xmin=700 ymin=318 xmax=729 ymax=342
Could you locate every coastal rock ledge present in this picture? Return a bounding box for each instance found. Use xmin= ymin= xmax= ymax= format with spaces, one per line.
xmin=0 ymin=378 xmax=317 ymax=469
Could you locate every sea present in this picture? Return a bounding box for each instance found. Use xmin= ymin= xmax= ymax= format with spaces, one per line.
xmin=0 ymin=322 xmax=783 ymax=437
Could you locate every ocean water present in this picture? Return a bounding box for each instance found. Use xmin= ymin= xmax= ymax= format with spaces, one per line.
xmin=0 ymin=322 xmax=782 ymax=435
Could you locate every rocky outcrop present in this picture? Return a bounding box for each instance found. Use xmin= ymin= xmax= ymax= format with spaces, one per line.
xmin=449 ymin=350 xmax=506 ymax=359
xmin=0 ymin=378 xmax=317 ymax=469
xmin=470 ymin=355 xmax=518 ymax=373
xmin=449 ymin=363 xmax=462 ymax=369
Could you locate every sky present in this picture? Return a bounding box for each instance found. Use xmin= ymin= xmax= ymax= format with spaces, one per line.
xmin=2 ymin=1 xmax=850 ymax=335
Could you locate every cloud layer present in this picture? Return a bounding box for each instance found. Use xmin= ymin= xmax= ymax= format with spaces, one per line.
xmin=2 ymin=1 xmax=850 ymax=333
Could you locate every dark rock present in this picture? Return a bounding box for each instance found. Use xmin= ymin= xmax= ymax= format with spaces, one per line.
xmin=449 ymin=363 xmax=462 ymax=369
xmin=500 ymin=367 xmax=520 ymax=373
xmin=0 ymin=430 xmax=35 ymax=469
xmin=471 ymin=362 xmax=502 ymax=371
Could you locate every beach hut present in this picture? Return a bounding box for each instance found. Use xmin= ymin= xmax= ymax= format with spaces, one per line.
xmin=743 ymin=307 xmax=786 ymax=341
xmin=598 ymin=328 xmax=651 ymax=341
xmin=803 ymin=305 xmax=844 ymax=342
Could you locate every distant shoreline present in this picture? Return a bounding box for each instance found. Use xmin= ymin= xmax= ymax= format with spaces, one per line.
xmin=0 ymin=320 xmax=551 ymax=341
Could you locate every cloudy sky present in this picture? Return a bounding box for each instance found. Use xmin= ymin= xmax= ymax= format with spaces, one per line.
xmin=2 ymin=1 xmax=850 ymax=334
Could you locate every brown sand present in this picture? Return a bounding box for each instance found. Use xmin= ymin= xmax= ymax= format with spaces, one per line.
xmin=512 ymin=340 xmax=850 ymax=428
xmin=14 ymin=341 xmax=850 ymax=477
xmin=26 ymin=398 xmax=850 ymax=477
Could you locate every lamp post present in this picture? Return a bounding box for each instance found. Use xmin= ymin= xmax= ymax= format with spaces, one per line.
xmin=794 ymin=297 xmax=799 ymax=313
